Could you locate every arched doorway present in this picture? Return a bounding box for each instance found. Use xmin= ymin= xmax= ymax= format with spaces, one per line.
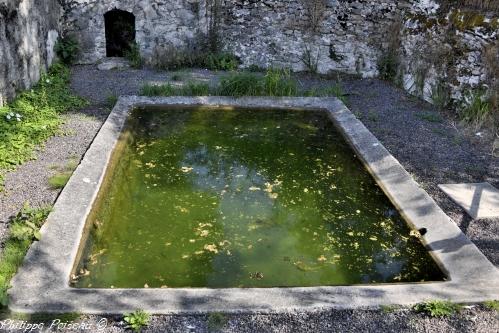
xmin=104 ymin=9 xmax=135 ymax=57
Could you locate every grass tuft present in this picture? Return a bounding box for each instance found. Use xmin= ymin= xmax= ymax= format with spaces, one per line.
xmin=460 ymin=89 xmax=491 ymax=129
xmin=417 ymin=111 xmax=443 ymax=123
xmin=48 ymin=158 xmax=79 ymax=190
xmin=484 ymin=300 xmax=499 ymax=311
xmin=413 ymin=300 xmax=462 ymax=317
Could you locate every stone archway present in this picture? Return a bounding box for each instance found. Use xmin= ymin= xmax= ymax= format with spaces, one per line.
xmin=104 ymin=9 xmax=135 ymax=57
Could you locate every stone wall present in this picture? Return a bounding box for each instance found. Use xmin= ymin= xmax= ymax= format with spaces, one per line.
xmin=400 ymin=4 xmax=498 ymax=108
xmin=0 ymin=0 xmax=62 ymax=105
xmin=62 ymin=0 xmax=208 ymax=64
xmin=220 ymin=0 xmax=408 ymax=77
xmin=64 ymin=0 xmax=497 ymax=110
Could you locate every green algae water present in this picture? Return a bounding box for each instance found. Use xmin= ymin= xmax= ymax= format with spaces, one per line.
xmin=73 ymin=107 xmax=444 ymax=288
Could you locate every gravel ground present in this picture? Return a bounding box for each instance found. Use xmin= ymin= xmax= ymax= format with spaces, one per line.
xmin=1 ymin=306 xmax=498 ymax=332
xmin=0 ymin=65 xmax=497 ymax=332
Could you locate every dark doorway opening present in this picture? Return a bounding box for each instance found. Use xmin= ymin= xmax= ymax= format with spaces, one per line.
xmin=104 ymin=9 xmax=136 ymax=57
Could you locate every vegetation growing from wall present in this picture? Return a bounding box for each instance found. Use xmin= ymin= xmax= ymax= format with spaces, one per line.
xmin=377 ymin=18 xmax=403 ymax=84
xmin=0 ymin=203 xmax=52 ymax=306
xmin=151 ymin=35 xmax=239 ymax=71
xmin=299 ymin=0 xmax=328 ymax=33
xmin=483 ymin=41 xmax=498 ymax=127
xmin=54 ymin=36 xmax=80 ymax=65
xmin=206 ymin=0 xmax=223 ymax=53
xmin=124 ymin=42 xmax=143 ymax=69
xmin=439 ymin=0 xmax=499 ymax=12
xmin=0 ymin=63 xmax=87 ymax=187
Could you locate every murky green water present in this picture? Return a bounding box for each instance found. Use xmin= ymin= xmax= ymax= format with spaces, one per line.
xmin=73 ymin=107 xmax=444 ymax=288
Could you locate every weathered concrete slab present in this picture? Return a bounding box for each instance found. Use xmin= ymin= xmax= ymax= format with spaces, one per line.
xmin=439 ymin=183 xmax=499 ymax=219
xmin=9 ymin=97 xmax=499 ymax=314
xmin=97 ymin=57 xmax=130 ymax=70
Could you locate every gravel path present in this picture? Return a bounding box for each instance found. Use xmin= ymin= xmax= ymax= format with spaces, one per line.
xmin=0 ymin=65 xmax=497 ymax=332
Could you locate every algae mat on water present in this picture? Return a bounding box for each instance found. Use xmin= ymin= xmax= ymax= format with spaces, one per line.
xmin=73 ymin=107 xmax=444 ymax=288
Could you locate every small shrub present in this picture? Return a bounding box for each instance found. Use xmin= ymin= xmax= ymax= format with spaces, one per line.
xmin=9 ymin=203 xmax=52 ymax=242
xmin=484 ymin=300 xmax=499 ymax=311
xmin=413 ymin=300 xmax=462 ymax=317
xmin=377 ymin=51 xmax=399 ymax=82
xmin=124 ymin=310 xmax=150 ymax=332
xmin=125 ymin=42 xmax=143 ymax=69
xmin=205 ymin=53 xmax=239 ymax=71
xmin=460 ymin=89 xmax=491 ymax=128
xmin=207 ymin=312 xmax=228 ymax=332
xmin=55 ymin=36 xmax=80 ymax=65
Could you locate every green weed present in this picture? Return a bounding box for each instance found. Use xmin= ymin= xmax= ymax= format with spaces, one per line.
xmin=141 ymin=84 xmax=177 ymax=97
xmin=125 ymin=42 xmax=143 ymax=69
xmin=54 ymin=36 xmax=80 ymax=65
xmin=413 ymin=300 xmax=462 ymax=317
xmin=182 ymin=82 xmax=210 ymax=96
xmin=380 ymin=304 xmax=399 ymax=313
xmin=207 ymin=312 xmax=228 ymax=332
xmin=48 ymin=173 xmax=72 ymax=189
xmin=0 ymin=203 xmax=52 ymax=307
xmin=367 ymin=110 xmax=379 ymax=122
xmin=263 ymin=68 xmax=298 ymax=96
xmin=124 ymin=310 xmax=150 ymax=332
xmin=171 ymin=74 xmax=183 ymax=81
xmin=484 ymin=300 xmax=499 ymax=311
xmin=205 ymin=53 xmax=239 ymax=71
xmin=48 ymin=158 xmax=79 ymax=189
xmin=460 ymin=89 xmax=491 ymax=128
xmin=106 ymin=94 xmax=118 ymax=109
xmin=377 ymin=51 xmax=399 ymax=82
xmin=417 ymin=111 xmax=443 ymax=123
xmin=305 ymin=84 xmax=347 ymax=104
xmin=0 ymin=63 xmax=87 ymax=187
xmin=430 ymin=81 xmax=451 ymax=110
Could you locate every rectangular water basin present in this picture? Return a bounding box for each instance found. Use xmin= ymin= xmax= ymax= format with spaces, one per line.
xmin=73 ymin=106 xmax=443 ymax=289
xmin=9 ymin=97 xmax=499 ymax=314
